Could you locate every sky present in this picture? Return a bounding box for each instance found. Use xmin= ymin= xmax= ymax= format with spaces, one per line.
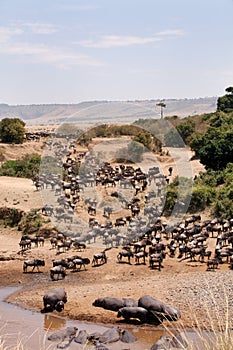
xmin=0 ymin=0 xmax=232 ymax=105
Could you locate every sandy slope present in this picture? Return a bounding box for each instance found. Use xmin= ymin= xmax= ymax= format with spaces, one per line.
xmin=0 ymin=176 xmax=43 ymax=211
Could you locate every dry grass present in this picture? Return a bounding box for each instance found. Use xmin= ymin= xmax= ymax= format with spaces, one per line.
xmin=159 ymin=284 xmax=233 ymax=350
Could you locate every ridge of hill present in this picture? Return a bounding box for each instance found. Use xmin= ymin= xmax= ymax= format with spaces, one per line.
xmin=0 ymin=97 xmax=217 ymax=126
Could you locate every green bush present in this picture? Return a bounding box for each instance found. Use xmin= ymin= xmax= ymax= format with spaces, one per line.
xmin=0 ymin=154 xmax=41 ymax=178
xmin=0 ymin=118 xmax=25 ymax=144
xmin=19 ymin=209 xmax=45 ymax=234
xmin=189 ymin=185 xmax=215 ymax=213
xmin=0 ymin=207 xmax=23 ymax=227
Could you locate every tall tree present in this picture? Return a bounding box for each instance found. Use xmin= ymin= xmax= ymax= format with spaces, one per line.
xmin=217 ymin=86 xmax=233 ymax=113
xmin=156 ymin=101 xmax=166 ymax=119
xmin=0 ymin=118 xmax=25 ymax=144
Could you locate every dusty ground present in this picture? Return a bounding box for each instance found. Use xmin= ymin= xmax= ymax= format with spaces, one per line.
xmin=0 ymin=134 xmax=230 ymax=332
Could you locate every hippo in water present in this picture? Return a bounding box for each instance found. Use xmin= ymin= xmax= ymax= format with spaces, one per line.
xmin=42 ymin=287 xmax=67 ymax=313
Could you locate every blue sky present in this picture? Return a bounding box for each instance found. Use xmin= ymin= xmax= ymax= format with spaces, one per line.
xmin=0 ymin=0 xmax=232 ymax=104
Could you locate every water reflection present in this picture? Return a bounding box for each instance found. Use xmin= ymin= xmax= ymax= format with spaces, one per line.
xmin=44 ymin=314 xmax=66 ymax=331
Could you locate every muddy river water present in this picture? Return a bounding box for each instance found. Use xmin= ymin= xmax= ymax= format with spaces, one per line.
xmin=0 ymin=287 xmax=217 ymax=349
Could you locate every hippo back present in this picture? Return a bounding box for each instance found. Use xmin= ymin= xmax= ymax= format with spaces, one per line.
xmin=162 ymin=304 xmax=181 ymax=321
xmin=92 ymin=297 xmax=125 ymax=311
xmin=138 ymin=295 xmax=164 ymax=313
xmin=122 ymin=298 xmax=138 ymax=307
xmin=43 ymin=287 xmax=67 ymax=308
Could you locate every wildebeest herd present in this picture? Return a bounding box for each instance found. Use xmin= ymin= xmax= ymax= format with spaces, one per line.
xmin=12 ymin=133 xmax=233 ymax=349
xmin=26 ymin=134 xmax=233 ymax=272
xmin=19 ymin=213 xmax=233 ymax=286
xmin=20 ymin=132 xmax=233 ymax=280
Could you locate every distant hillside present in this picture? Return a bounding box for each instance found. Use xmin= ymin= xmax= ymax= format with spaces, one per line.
xmin=0 ymin=97 xmax=217 ymax=126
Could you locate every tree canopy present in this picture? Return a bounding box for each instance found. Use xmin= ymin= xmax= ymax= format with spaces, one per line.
xmin=0 ymin=118 xmax=25 ymax=144
xmin=190 ymin=113 xmax=233 ymax=170
xmin=217 ymin=86 xmax=233 ymax=113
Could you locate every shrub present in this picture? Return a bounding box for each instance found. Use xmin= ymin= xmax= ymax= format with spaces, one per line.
xmin=0 ymin=118 xmax=25 ymax=144
xmin=189 ymin=185 xmax=215 ymax=213
xmin=19 ymin=209 xmax=45 ymax=234
xmin=0 ymin=154 xmax=41 ymax=178
xmin=0 ymin=207 xmax=23 ymax=227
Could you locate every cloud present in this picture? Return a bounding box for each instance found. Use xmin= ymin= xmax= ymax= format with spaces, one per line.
xmin=76 ymin=35 xmax=162 ymax=48
xmin=0 ymin=42 xmax=103 ymax=68
xmin=76 ymin=30 xmax=184 ymax=48
xmin=157 ymin=29 xmax=185 ymax=36
xmin=57 ymin=4 xmax=98 ymax=11
xmin=0 ymin=26 xmax=23 ymax=43
xmin=19 ymin=22 xmax=60 ymax=35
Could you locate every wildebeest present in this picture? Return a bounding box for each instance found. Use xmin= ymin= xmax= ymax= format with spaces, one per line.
xmin=23 ymin=259 xmax=45 ymax=273
xmin=134 ymin=251 xmax=148 ymax=265
xmin=42 ymin=287 xmax=67 ymax=312
xmin=19 ymin=239 xmax=31 ymax=251
xmin=206 ymin=258 xmax=219 ymax=270
xmin=117 ymin=248 xmax=134 ymax=264
xmin=149 ymin=253 xmax=165 ymax=271
xmin=70 ymin=257 xmax=90 ymax=271
xmin=92 ymin=251 xmax=107 ymax=266
xmin=50 ymin=265 xmax=66 ymax=280
xmin=52 ymin=258 xmax=70 ymax=269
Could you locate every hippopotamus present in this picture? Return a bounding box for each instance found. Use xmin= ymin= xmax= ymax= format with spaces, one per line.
xmin=47 ymin=326 xmax=78 ymax=349
xmin=92 ymin=297 xmax=138 ymax=311
xmin=162 ymin=303 xmax=181 ymax=321
xmin=98 ymin=327 xmax=121 ymax=343
xmin=120 ymin=329 xmax=137 ymax=343
xmin=74 ymin=330 xmax=88 ymax=344
xmin=117 ymin=306 xmax=149 ymax=323
xmin=42 ymin=288 xmax=67 ymax=313
xmin=74 ymin=327 xmax=137 ymax=345
xmin=47 ymin=326 xmax=78 ymax=341
xmin=138 ymin=295 xmax=181 ymax=323
xmin=150 ymin=333 xmax=188 ymax=349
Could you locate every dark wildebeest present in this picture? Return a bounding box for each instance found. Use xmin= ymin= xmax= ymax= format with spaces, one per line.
xmin=52 ymin=259 xmax=70 ymax=269
xmin=92 ymin=251 xmax=107 ymax=266
xmin=117 ymin=248 xmax=134 ymax=264
xmin=23 ymin=259 xmax=45 ymax=273
xmin=42 ymin=288 xmax=67 ymax=312
xmin=134 ymin=251 xmax=148 ymax=265
xmin=50 ymin=265 xmax=66 ymax=280
xmin=70 ymin=258 xmax=90 ymax=271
